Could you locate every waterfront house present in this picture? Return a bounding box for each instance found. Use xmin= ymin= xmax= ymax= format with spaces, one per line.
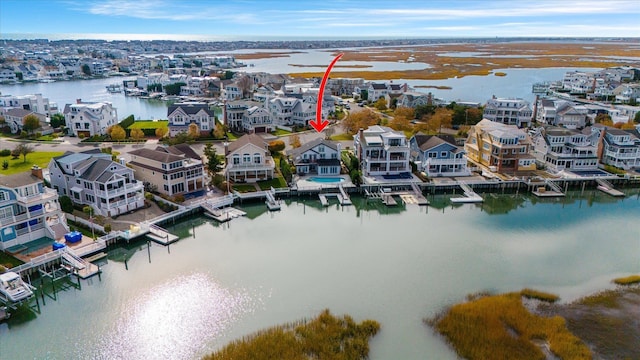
xmin=288 ymin=138 xmax=341 ymax=176
xmin=0 ymin=68 xmax=17 ymax=83
xmin=409 ymin=134 xmax=470 ymax=177
xmin=64 ymin=100 xmax=118 ymax=138
xmin=397 ymin=92 xmax=432 ymax=108
xmin=614 ymin=83 xmax=640 ymax=104
xmin=225 ymin=134 xmax=275 ymax=182
xmin=591 ymin=124 xmax=640 ymax=169
xmin=167 ymin=102 xmax=215 ymax=137
xmin=530 ymin=126 xmax=598 ymax=173
xmin=129 ymin=144 xmax=205 ymax=197
xmin=0 ymin=93 xmax=55 ymax=117
xmin=0 ymin=168 xmax=68 ymax=251
xmin=354 ymin=125 xmax=411 ymax=177
xmin=48 ymin=150 xmax=144 ymax=217
xmin=536 ymin=99 xmax=588 ymax=129
xmin=221 ymin=80 xmax=243 ymax=101
xmin=464 ymin=119 xmax=536 ymax=173
xmin=483 ymin=97 xmax=533 ymax=128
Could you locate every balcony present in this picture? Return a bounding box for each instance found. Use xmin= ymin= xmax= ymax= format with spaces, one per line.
xmin=17 ymin=188 xmax=58 ymax=204
xmin=95 ymin=181 xmax=143 ymax=198
xmin=605 ymin=150 xmax=639 ymax=159
xmin=426 ymin=158 xmax=467 ymax=165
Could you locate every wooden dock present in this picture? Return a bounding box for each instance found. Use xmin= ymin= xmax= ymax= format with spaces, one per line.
xmin=596 ymin=178 xmax=625 ymax=197
xmin=146 ymin=224 xmax=179 ymax=245
xmin=204 ymin=207 xmax=247 ymax=222
xmin=451 ymin=182 xmax=484 ymax=203
xmin=382 ymin=194 xmax=397 ymax=206
xmin=532 ymin=180 xmax=565 ymax=198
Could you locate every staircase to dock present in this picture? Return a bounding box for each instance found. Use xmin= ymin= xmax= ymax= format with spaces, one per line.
xmin=596 ymin=178 xmax=625 ymax=197
xmin=338 ymin=184 xmax=352 ymax=205
xmin=546 ymin=179 xmax=563 ymax=193
xmin=266 ymin=187 xmax=281 ymax=211
xmin=147 ymin=224 xmax=179 ymax=245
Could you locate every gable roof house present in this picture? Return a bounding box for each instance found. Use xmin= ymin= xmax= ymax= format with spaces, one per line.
xmin=464 ymin=119 xmax=536 ymax=173
xmin=410 ymin=134 xmax=470 ymax=177
xmin=1 ymin=108 xmax=50 ymax=135
xmin=128 ymin=144 xmax=205 ymax=197
xmin=225 ymin=134 xmax=275 ymax=182
xmin=48 ymin=150 xmax=144 ymax=217
xmin=287 ymin=138 xmax=341 ymax=176
xmin=243 ymin=106 xmax=274 ymax=133
xmin=591 ymin=124 xmax=640 ymax=169
xmin=483 ymin=97 xmax=533 ymax=128
xmin=167 ymin=102 xmax=215 ymax=137
xmin=64 ymin=100 xmax=118 ymax=138
xmin=530 ymin=127 xmax=598 ymax=174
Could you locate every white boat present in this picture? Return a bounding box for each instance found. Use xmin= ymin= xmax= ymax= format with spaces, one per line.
xmin=0 ymin=271 xmax=34 ymax=303
xmin=106 ymin=83 xmax=123 ymax=93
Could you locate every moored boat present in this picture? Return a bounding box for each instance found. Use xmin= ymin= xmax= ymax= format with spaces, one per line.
xmin=0 ymin=271 xmax=34 ymax=303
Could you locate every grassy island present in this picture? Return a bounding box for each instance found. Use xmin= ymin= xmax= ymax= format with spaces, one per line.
xmin=613 ymin=274 xmax=640 ymax=286
xmin=204 ymin=309 xmax=380 ymax=360
xmin=427 ymin=291 xmax=591 ymax=360
xmin=494 ymin=71 xmax=507 ymax=76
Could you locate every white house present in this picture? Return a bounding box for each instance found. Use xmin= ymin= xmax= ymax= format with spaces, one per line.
xmin=288 ymin=138 xmax=341 ymax=176
xmin=243 ymin=106 xmax=273 ymax=133
xmin=530 ymin=127 xmax=598 ymax=173
xmin=483 ymin=97 xmax=533 ymax=128
xmin=167 ymin=102 xmax=215 ymax=137
xmin=225 ymin=134 xmax=275 ymax=182
xmin=64 ymin=100 xmax=118 ymax=137
xmin=591 ymin=124 xmax=640 ymax=169
xmin=354 ymin=125 xmax=411 ymax=177
xmin=48 ymin=150 xmax=145 ymax=217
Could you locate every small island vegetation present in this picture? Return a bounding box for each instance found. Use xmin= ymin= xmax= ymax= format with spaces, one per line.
xmin=427 ymin=291 xmax=591 ymax=360
xmin=613 ymin=274 xmax=640 ymax=286
xmin=203 ymin=309 xmax=380 ymax=360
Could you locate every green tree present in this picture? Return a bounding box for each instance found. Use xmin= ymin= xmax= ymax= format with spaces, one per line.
xmin=81 ymin=64 xmax=91 ymax=76
xmin=22 ymin=114 xmax=41 ymax=134
xmin=110 ymin=125 xmax=126 ymax=141
xmin=280 ymin=157 xmax=292 ymax=183
xmin=50 ymin=113 xmax=65 ymax=128
xmin=360 ymin=89 xmax=368 ymax=101
xmin=374 ymin=97 xmax=387 ymax=110
xmin=203 ymin=143 xmax=222 ymax=181
xmin=634 ymin=111 xmax=640 ymax=124
xmin=59 ymin=195 xmax=74 ymax=213
xmin=14 ymin=143 xmax=34 ymax=163
xmin=163 ymin=82 xmax=186 ymax=96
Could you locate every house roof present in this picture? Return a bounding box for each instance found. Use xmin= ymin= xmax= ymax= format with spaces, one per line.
xmin=163 ymin=144 xmax=201 ymax=160
xmin=129 ymin=148 xmax=184 ymax=163
xmin=0 ymin=172 xmax=42 ymax=188
xmin=227 ymin=134 xmax=267 ymax=153
xmin=167 ymin=102 xmax=214 ymax=117
xmin=287 ymin=138 xmax=338 ymax=158
xmin=370 ymin=83 xmax=387 ymax=90
xmin=80 ymin=158 xmax=115 ymax=182
xmin=413 ymin=134 xmax=457 ymax=151
xmin=4 ymin=108 xmax=33 ymax=118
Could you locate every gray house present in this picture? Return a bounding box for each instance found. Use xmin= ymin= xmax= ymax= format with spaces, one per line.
xmin=410 ymin=134 xmax=470 ymax=177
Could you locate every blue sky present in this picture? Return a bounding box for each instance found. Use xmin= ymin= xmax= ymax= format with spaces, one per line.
xmin=1 ymin=0 xmax=639 ymax=40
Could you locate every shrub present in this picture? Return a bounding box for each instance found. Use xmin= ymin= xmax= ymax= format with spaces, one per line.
xmin=268 ymin=140 xmax=286 ymax=153
xmin=172 ymin=194 xmax=185 ymax=203
xmin=0 ymin=149 xmax=11 ymax=157
xmin=103 ymin=223 xmax=112 ymax=233
xmin=2 ymin=160 xmax=7 ymax=170
xmin=613 ymin=275 xmax=640 ymax=286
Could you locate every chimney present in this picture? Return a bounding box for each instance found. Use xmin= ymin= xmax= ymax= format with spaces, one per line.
xmin=76 ymin=98 xmax=82 ymax=104
xmin=31 ymin=165 xmax=43 ymax=179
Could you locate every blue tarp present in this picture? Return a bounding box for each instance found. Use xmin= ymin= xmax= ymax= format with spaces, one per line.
xmin=52 ymin=242 xmax=66 ymax=250
xmin=64 ymin=231 xmax=82 ymax=244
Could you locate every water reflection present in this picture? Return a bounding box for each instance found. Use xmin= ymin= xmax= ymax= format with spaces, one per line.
xmin=93 ymin=273 xmax=252 ymax=360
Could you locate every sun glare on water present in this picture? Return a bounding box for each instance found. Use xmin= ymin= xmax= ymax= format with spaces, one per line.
xmin=93 ymin=273 xmax=253 ymax=360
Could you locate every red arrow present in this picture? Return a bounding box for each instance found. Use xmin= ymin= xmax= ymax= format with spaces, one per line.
xmin=310 ymin=53 xmax=344 ymax=133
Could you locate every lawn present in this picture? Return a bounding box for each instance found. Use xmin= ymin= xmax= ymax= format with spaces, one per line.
xmin=272 ymin=129 xmax=292 ymax=136
xmin=258 ymin=176 xmax=287 ymax=190
xmin=127 ymin=120 xmax=168 ymax=129
xmin=232 ymin=183 xmax=257 ymax=193
xmin=330 ymin=133 xmax=354 ymax=141
xmin=0 ymin=151 xmax=65 ymax=175
xmin=0 ymin=251 xmax=24 ymax=269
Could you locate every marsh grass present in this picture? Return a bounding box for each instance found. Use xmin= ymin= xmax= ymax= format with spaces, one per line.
xmin=577 ymin=290 xmax=621 ymax=308
xmin=203 ymin=309 xmax=380 ymax=360
xmin=428 ymin=292 xmax=591 ymax=360
xmin=613 ymin=275 xmax=640 ymax=286
xmin=521 ymin=288 xmax=560 ymax=303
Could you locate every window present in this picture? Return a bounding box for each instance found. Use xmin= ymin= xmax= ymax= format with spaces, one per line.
xmin=233 ymin=155 xmax=240 ymax=164
xmin=254 ymin=153 xmax=261 ymax=164
xmin=441 ymin=151 xmax=448 ymax=158
xmin=0 ymin=191 xmax=7 ymax=202
xmin=243 ymin=154 xmax=251 ymax=163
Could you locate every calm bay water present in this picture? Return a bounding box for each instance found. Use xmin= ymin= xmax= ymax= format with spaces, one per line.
xmin=1 ymin=191 xmax=639 ymax=359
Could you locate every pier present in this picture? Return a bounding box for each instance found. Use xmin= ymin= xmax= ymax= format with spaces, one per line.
xmin=450 ymin=182 xmax=484 ymax=203
xmin=596 ymin=178 xmax=625 ymax=197
xmin=532 ymin=179 xmax=565 ymax=197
